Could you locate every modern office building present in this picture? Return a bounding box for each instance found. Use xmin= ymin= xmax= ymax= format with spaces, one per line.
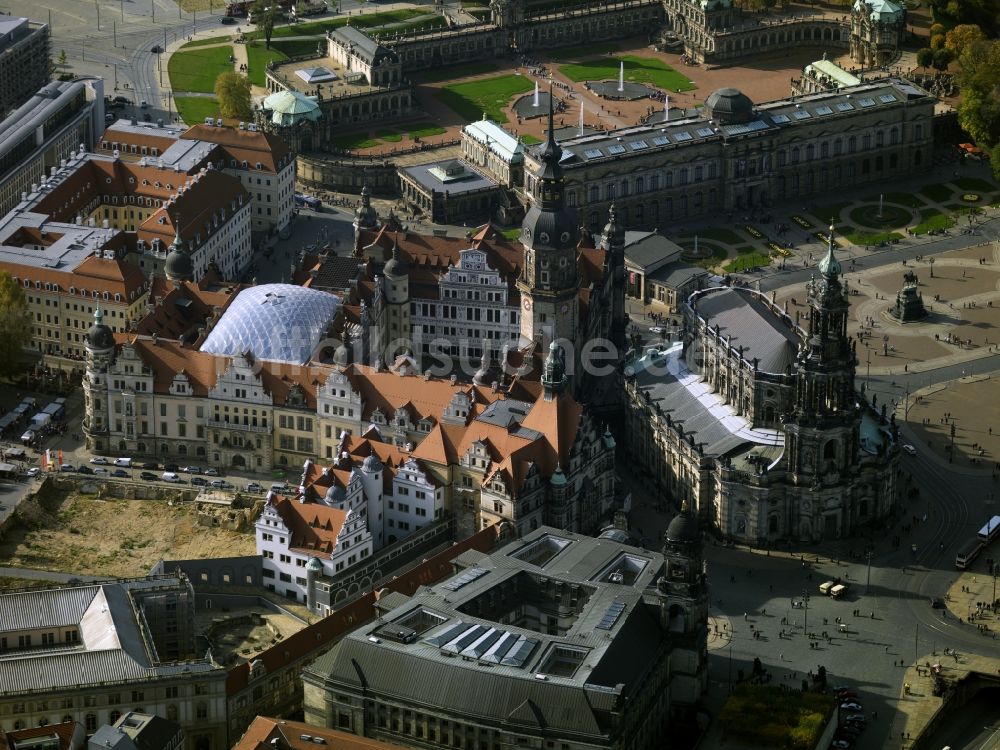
xmin=0 ymin=78 xmax=104 ymax=217
xmin=0 ymin=15 xmax=51 ymax=116
xmin=302 ymin=523 xmax=709 ymax=748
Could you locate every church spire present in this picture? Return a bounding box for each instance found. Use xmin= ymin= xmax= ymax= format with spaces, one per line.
xmin=817 ymin=223 xmax=842 ymax=279
xmin=540 ymin=84 xmax=562 ymax=167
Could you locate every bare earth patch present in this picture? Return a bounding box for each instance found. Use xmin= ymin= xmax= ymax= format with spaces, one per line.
xmin=0 ymin=494 xmax=256 ymax=578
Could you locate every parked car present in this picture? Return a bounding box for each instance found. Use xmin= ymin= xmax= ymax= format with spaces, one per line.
xmin=246 ymin=482 xmax=264 ymax=493
xmin=211 ymin=479 xmax=234 ymax=489
xmin=140 ymin=471 xmax=158 ymax=481
xmin=60 ymin=463 xmax=75 ymax=472
xmin=141 ymin=461 xmax=158 ymax=469
xmin=830 ymin=741 xmax=852 ymax=750
xmin=191 ymin=477 xmax=208 ymax=486
xmin=836 ymin=690 xmax=858 ymax=700
xmin=111 ymin=469 xmax=129 ymax=478
xmin=902 ymin=444 xmax=916 ymax=455
xmin=90 ymin=456 xmax=109 ymax=465
xmin=649 ymin=326 xmax=665 ymax=335
xmin=93 ymin=467 xmax=109 ymax=475
xmin=163 ymin=463 xmax=179 ymax=472
xmin=204 ymin=467 xmax=220 ymax=476
xmin=840 ymin=702 xmax=864 ymax=712
xmin=220 ymin=15 xmax=237 ymax=24
xmin=181 ymin=465 xmax=202 ymax=474
xmin=161 ymin=472 xmax=182 ymax=483
xmin=26 ymin=467 xmax=40 ymax=477
xmin=844 ymin=714 xmax=866 ymax=725
xmin=77 ymin=466 xmax=94 ymax=475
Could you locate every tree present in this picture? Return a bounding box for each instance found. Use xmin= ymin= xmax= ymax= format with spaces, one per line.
xmin=214 ymin=71 xmax=252 ymax=119
xmin=57 ymin=49 xmax=67 ymax=66
xmin=945 ymin=24 xmax=985 ymax=56
xmin=933 ymin=47 xmax=955 ymax=70
xmin=0 ymin=270 xmax=31 ymax=377
xmin=956 ymin=40 xmax=1000 ymax=145
xmin=930 ymin=33 xmax=946 ymax=50
xmin=929 ymin=22 xmax=946 ymax=36
xmin=261 ymin=4 xmax=277 ymax=49
xmin=990 ymin=145 xmax=1000 ymax=181
xmin=916 ymin=47 xmax=934 ymax=68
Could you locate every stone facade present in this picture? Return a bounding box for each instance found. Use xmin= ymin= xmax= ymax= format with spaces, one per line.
xmin=624 ymin=235 xmax=900 ymax=544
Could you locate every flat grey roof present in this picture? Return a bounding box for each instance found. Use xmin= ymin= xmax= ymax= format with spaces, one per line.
xmin=647 ymin=262 xmax=708 ymax=289
xmin=0 ymin=81 xmax=88 ymax=171
xmin=308 ymin=527 xmax=667 ymax=732
xmin=158 ymin=139 xmax=216 ymax=172
xmin=402 ymin=161 xmax=497 ymax=195
xmin=623 ymin=230 xmax=682 ymax=272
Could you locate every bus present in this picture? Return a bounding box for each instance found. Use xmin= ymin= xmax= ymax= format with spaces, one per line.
xmin=294 ymin=193 xmax=322 ymax=211
xmin=977 ymin=515 xmax=1000 ymax=544
xmin=955 ymin=539 xmax=984 ymax=570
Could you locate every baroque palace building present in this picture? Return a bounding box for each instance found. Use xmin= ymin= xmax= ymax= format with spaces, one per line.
xmin=624 ymin=231 xmax=900 ymax=544
xmin=533 ymin=78 xmax=934 ymax=232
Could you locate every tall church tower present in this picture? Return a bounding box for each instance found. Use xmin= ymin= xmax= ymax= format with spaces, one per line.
xmin=517 ymin=93 xmax=579 ymax=349
xmin=785 ymin=227 xmax=862 ymax=528
xmin=657 ymin=509 xmax=709 ymax=708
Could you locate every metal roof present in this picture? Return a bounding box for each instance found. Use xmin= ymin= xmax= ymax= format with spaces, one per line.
xmin=306 ymin=527 xmax=668 ymax=735
xmin=0 ymin=586 xmax=98 ymax=633
xmin=628 ymin=343 xmax=784 ymax=457
xmin=693 ymin=287 xmax=800 ymax=374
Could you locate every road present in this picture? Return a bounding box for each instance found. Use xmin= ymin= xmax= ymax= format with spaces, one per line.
xmin=920 ymin=687 xmax=1000 ymax=750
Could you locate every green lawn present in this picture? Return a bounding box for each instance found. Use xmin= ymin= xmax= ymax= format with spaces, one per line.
xmin=501 ymin=227 xmax=521 ymax=240
xmin=676 ymin=228 xmax=747 ymax=245
xmin=417 ymin=61 xmax=498 ymax=83
xmin=732 ymin=245 xmax=756 ymax=255
xmin=407 ymin=123 xmax=447 ymax=138
xmin=810 ymin=201 xmax=851 ymax=224
xmin=332 ymin=132 xmax=381 ymax=150
xmin=953 ymin=177 xmax=998 ymax=192
xmin=246 ymin=44 xmax=288 ymax=87
xmin=558 ymin=55 xmax=695 ymax=92
xmin=876 ymin=192 xmax=926 ymax=208
xmin=180 ymin=36 xmax=232 ymax=49
xmin=911 ymin=210 xmax=956 ymax=235
xmin=724 ymin=252 xmax=772 ymax=273
xmin=918 ymin=183 xmax=953 ymax=202
xmin=173 ymin=96 xmax=219 ymax=125
xmin=168 ymin=45 xmax=234 ymax=94
xmin=521 ymin=134 xmax=541 ymax=145
xmin=844 ymin=229 xmax=904 ymax=245
xmin=720 ymin=685 xmax=832 ymax=750
xmin=376 ymin=129 xmax=403 ymax=142
xmin=270 ymin=38 xmax=326 ymax=59
xmin=437 ymin=74 xmax=533 ymax=123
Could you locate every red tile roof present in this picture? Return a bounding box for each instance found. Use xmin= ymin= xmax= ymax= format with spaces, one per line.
xmin=233 ymin=717 xmax=403 ymax=750
xmin=273 ymin=497 xmax=348 ymax=558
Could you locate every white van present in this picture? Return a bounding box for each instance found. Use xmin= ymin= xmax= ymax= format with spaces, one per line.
xmin=161 ymin=471 xmax=181 ymax=483
xmin=830 ymin=584 xmax=847 ymax=598
xmin=819 ymin=581 xmax=835 ymax=595
xmin=114 ymin=457 xmax=133 ymax=468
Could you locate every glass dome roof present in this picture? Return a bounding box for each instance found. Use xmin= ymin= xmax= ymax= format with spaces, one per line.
xmin=200 ymin=284 xmax=340 ymax=364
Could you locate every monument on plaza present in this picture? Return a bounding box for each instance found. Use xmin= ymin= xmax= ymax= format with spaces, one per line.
xmin=889 ymin=269 xmax=927 ymax=322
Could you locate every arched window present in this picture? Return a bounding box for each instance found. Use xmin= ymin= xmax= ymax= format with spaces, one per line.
xmin=823 ymin=440 xmax=837 ymax=459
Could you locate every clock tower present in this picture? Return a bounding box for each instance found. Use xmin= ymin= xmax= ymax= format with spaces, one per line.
xmin=517 ymin=91 xmax=579 ymax=348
